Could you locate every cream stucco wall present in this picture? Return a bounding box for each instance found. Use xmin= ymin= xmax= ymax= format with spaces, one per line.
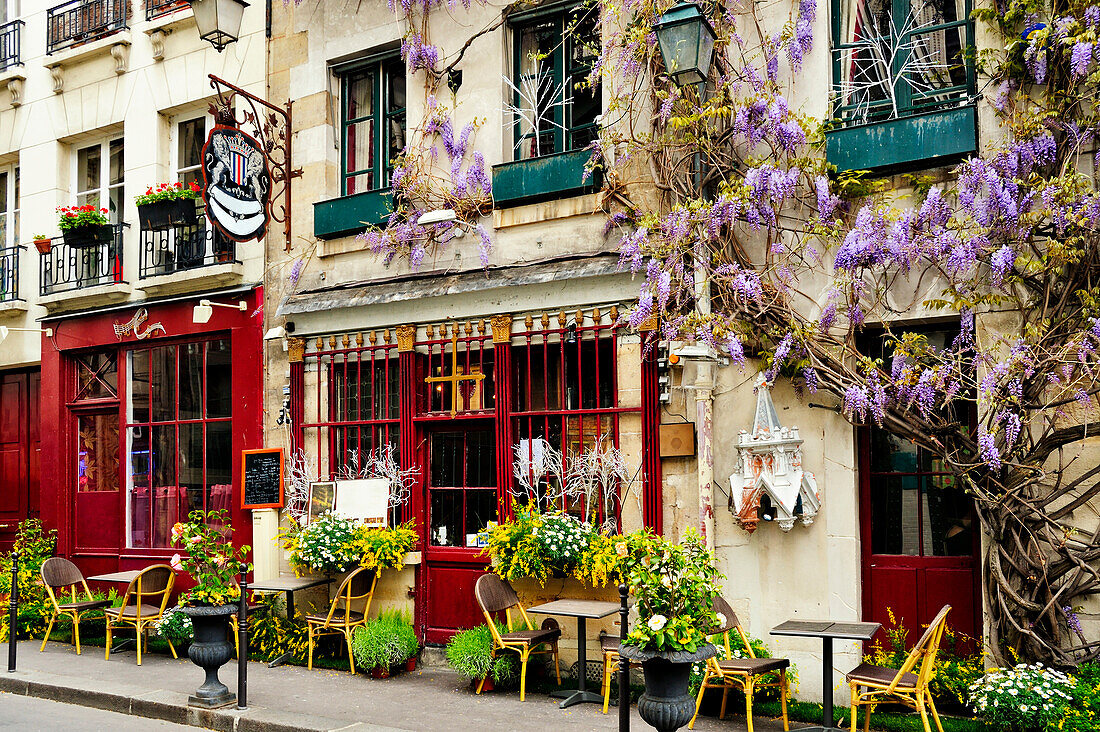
xmin=0 ymin=0 xmax=266 ymax=372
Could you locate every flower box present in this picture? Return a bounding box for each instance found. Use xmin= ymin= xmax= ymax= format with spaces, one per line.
xmin=62 ymin=224 xmax=113 ymax=249
xmin=34 ymin=238 xmax=52 ymax=254
xmin=138 ymin=199 xmax=197 ymax=231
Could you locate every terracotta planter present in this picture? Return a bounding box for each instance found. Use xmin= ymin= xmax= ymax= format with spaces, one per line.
xmin=62 ymin=224 xmax=113 ymax=250
xmin=405 ymin=657 xmax=417 ymax=672
xmin=33 ymin=239 xmax=51 ymax=254
xmin=478 ymin=675 xmax=494 ymax=692
xmin=138 ymin=199 xmax=197 ymax=231
xmin=370 ymin=665 xmax=390 ymax=679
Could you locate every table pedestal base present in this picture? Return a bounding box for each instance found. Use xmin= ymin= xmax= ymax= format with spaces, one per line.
xmin=551 ymin=689 xmax=605 ymax=708
xmin=109 ymin=638 xmax=136 ymax=654
xmin=267 ymin=652 xmax=292 ymax=668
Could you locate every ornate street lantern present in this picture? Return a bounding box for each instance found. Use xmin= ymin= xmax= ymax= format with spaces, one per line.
xmin=188 ymin=0 xmax=249 ymax=52
xmin=653 ymin=2 xmax=717 ymax=88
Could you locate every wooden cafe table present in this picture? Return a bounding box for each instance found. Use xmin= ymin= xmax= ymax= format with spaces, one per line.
xmin=770 ymin=618 xmax=881 ymax=732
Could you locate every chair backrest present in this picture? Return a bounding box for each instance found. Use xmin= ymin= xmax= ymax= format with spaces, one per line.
xmin=41 ymin=557 xmax=90 ymax=609
xmin=888 ymin=605 xmax=951 ymax=692
xmin=118 ymin=564 xmax=175 ymax=621
xmin=710 ymin=596 xmax=756 ymax=663
xmin=323 ymin=566 xmax=378 ymax=626
xmin=474 ymin=574 xmax=532 ymax=646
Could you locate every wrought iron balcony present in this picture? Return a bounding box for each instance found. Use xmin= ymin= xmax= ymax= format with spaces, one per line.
xmin=0 ymin=21 xmax=24 ymax=71
xmin=0 ymin=245 xmax=21 ymax=303
xmin=145 ymin=0 xmax=187 ymax=21
xmin=139 ymin=224 xmax=238 ymax=279
xmin=46 ymin=0 xmax=128 ymax=55
xmin=39 ymin=224 xmax=126 ymax=296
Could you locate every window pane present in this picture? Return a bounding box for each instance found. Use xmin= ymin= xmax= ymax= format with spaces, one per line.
xmin=466 ymin=490 xmax=497 ymax=537
xmin=516 ymin=19 xmax=561 ymax=159
xmin=346 ymin=72 xmax=374 ymax=120
xmin=150 ymin=345 xmax=176 ymax=422
xmin=465 ymin=429 xmax=495 ymax=487
xmin=75 ymin=351 xmax=117 ymax=400
xmin=430 ymin=489 xmax=462 ymax=546
xmin=180 ymin=342 xmax=203 ymax=420
xmin=206 ymin=339 xmax=232 ymax=418
xmin=109 ymin=139 xmax=124 ymax=186
xmin=345 ymin=172 xmax=373 ymax=195
xmin=77 ymin=413 xmax=119 ymax=493
xmin=128 ymin=349 xmax=150 ymax=423
xmin=129 ymin=426 xmax=151 ymax=548
xmin=178 ymin=118 xmax=205 ymax=170
xmin=150 ymin=424 xmax=177 ymax=547
xmin=180 ymin=422 xmax=204 ymax=516
xmin=871 ymin=474 xmax=920 ymax=555
xmin=923 ymin=474 xmax=973 ymax=556
xmin=206 ymin=421 xmax=233 ymax=519
xmin=345 ymin=120 xmax=375 ymax=177
xmin=77 ymin=144 xmax=100 ymax=195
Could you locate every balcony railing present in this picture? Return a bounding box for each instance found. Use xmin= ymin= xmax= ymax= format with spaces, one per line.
xmin=47 ymin=0 xmax=128 ymax=55
xmin=0 ymin=246 xmax=21 ymax=303
xmin=139 ymin=224 xmax=238 ymax=279
xmin=40 ymin=224 xmax=126 ymax=296
xmin=145 ymin=0 xmax=187 ymax=21
xmin=0 ymin=21 xmax=23 ymax=71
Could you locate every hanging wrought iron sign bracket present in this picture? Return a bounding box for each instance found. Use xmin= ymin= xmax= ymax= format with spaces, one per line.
xmin=208 ymin=74 xmax=301 ymax=252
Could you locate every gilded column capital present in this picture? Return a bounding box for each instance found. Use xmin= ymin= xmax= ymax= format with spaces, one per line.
xmin=287 ymin=337 xmax=305 ymax=363
xmin=396 ymin=324 xmax=417 ymax=352
xmin=490 ymin=314 xmax=513 ymax=344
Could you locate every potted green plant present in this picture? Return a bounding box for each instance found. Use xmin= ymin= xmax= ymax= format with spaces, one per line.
xmin=57 ymin=205 xmax=113 ymax=249
xmin=135 ymin=181 xmax=200 ymax=231
xmin=445 ymin=621 xmax=518 ymax=692
xmin=619 ymin=529 xmax=720 ymax=732
xmin=170 ymin=509 xmax=250 ymax=709
xmin=351 ymin=617 xmax=392 ymax=678
xmin=32 ymin=234 xmax=51 ymax=255
xmin=155 ymin=605 xmax=195 ymax=650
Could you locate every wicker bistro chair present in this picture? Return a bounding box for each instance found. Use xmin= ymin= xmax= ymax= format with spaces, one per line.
xmin=306 ymin=566 xmax=378 ymax=674
xmin=473 ymin=573 xmax=562 ymax=702
xmin=689 ymin=597 xmax=790 ymax=732
xmin=599 ymin=630 xmax=639 ymax=714
xmin=847 ymin=605 xmax=951 ymax=732
xmin=39 ymin=558 xmax=111 ymax=655
xmin=105 ymin=564 xmax=176 ymax=666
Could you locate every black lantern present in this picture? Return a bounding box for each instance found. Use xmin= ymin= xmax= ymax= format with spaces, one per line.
xmin=653 ymin=2 xmax=717 ymax=88
xmin=188 ymin=0 xmax=249 ymax=52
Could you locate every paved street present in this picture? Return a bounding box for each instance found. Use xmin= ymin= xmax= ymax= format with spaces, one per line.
xmin=0 ymin=693 xmax=193 ymax=731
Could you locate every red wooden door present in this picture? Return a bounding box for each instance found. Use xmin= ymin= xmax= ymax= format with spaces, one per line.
xmin=422 ymin=425 xmax=498 ymax=643
xmin=73 ymin=410 xmax=122 ymax=570
xmin=860 ymin=427 xmax=980 ymax=652
xmin=0 ymin=369 xmax=39 ymax=548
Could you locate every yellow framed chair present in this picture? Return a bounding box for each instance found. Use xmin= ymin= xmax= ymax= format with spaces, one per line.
xmin=306 ymin=566 xmax=378 ymax=674
xmin=473 ymin=573 xmax=562 ymax=701
xmin=39 ymin=557 xmax=111 ymax=655
xmin=105 ymin=564 xmax=176 ymax=665
xmin=689 ymin=596 xmax=790 ymax=732
xmin=599 ymin=630 xmax=639 ymax=714
xmin=847 ymin=604 xmax=951 ymax=732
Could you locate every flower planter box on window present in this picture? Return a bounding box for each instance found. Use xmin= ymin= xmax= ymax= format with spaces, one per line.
xmin=491 ymin=150 xmax=598 ymax=208
xmin=313 ymin=189 xmax=393 ymax=239
xmin=138 ymin=199 xmax=197 ymax=231
xmin=825 ymin=105 xmax=978 ymax=174
xmin=62 ymin=223 xmax=114 ymax=249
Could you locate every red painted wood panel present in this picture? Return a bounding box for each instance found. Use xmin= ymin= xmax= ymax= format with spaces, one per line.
xmin=425 ymin=563 xmax=488 ymax=644
xmin=0 ymin=377 xmax=24 ymax=518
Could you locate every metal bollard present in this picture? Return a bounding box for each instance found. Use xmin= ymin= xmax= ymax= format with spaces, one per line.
xmin=618 ymin=583 xmax=629 ymax=732
xmin=237 ymin=563 xmax=249 ymax=710
xmin=8 ymin=550 xmax=19 ymax=672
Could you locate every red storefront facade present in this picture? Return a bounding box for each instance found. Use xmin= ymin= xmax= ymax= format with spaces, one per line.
xmin=39 ymin=287 xmax=264 ymax=577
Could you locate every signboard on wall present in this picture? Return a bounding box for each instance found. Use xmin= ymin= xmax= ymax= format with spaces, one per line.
xmin=334 ymin=478 xmax=389 ymax=527
xmin=202 ymin=126 xmax=271 ymax=242
xmin=241 ymin=448 xmax=284 ymax=509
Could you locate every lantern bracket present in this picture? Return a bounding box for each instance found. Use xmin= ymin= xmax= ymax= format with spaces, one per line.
xmin=208 ymin=74 xmax=302 ymax=252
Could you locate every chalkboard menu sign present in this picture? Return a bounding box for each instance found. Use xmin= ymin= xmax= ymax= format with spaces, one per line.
xmin=241 ymin=448 xmax=284 ymax=509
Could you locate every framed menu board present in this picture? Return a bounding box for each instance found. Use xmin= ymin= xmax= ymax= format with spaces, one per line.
xmin=241 ymin=448 xmax=284 ymax=509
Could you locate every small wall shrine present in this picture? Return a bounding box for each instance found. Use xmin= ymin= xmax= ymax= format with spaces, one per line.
xmin=729 ymin=376 xmax=820 ymax=533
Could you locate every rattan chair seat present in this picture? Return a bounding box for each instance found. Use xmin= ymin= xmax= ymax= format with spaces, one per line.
xmin=718 ymin=656 xmax=790 ymax=675
xmin=500 ymin=627 xmax=561 ymax=645
xmin=846 ymin=662 xmax=919 ymax=689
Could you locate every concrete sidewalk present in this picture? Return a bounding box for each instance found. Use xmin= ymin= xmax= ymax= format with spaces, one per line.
xmin=0 ymin=641 xmax=801 ymax=732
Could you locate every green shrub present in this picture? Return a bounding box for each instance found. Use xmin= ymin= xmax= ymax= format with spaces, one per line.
xmin=352 ymin=610 xmax=420 ymax=671
xmin=968 ymin=662 xmax=1074 ymax=731
xmin=0 ymin=519 xmax=57 ymax=643
xmin=248 ymin=594 xmax=309 ymax=663
xmin=1058 ymin=663 xmax=1100 ymax=732
xmin=445 ymin=622 xmax=518 ymax=683
xmin=154 ymin=606 xmax=194 ymax=645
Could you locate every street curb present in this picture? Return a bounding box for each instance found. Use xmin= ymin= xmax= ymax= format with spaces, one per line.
xmin=0 ymin=670 xmax=408 ymax=732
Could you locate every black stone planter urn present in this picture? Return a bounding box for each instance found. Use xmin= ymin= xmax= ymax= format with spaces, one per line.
xmin=620 ymin=643 xmax=716 ymax=732
xmin=62 ymin=223 xmax=113 ymax=249
xmin=138 ymin=199 xmax=197 ymax=231
xmin=179 ymin=604 xmax=237 ymax=709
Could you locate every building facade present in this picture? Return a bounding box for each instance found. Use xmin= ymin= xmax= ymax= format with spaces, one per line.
xmin=0 ymin=0 xmax=267 ymax=577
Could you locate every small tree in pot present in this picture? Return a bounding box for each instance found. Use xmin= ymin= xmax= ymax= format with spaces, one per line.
xmin=170 ymin=509 xmax=250 ymax=709
xmin=620 ymin=529 xmax=720 ymax=732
